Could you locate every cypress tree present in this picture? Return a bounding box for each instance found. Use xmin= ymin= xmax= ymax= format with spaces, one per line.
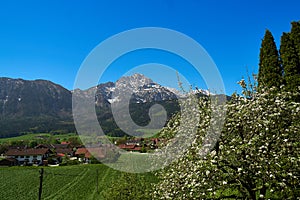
xmin=290 ymin=21 xmax=300 ymax=61
xmin=258 ymin=30 xmax=283 ymax=90
xmin=280 ymin=32 xmax=300 ymax=91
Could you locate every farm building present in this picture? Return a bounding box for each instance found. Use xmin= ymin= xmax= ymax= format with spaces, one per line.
xmin=5 ymin=148 xmax=52 ymax=166
xmin=0 ymin=158 xmax=18 ymax=166
xmin=75 ymin=147 xmax=106 ymax=163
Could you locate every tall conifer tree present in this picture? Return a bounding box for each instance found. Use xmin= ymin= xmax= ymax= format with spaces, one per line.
xmin=280 ymin=32 xmax=300 ymax=91
xmin=258 ymin=30 xmax=283 ymax=90
xmin=290 ymin=21 xmax=300 ymax=61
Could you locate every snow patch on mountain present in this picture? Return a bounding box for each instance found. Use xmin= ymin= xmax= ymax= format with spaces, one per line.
xmin=88 ymin=73 xmax=213 ymax=106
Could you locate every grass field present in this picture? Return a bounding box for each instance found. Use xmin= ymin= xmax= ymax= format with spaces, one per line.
xmin=0 ymin=131 xmax=159 ymax=145
xmin=135 ymin=129 xmax=161 ymax=138
xmin=0 ymin=164 xmax=157 ymax=200
xmin=0 ymin=133 xmax=78 ymax=144
xmin=0 ymin=133 xmax=116 ymax=145
xmin=108 ymin=152 xmax=154 ymax=173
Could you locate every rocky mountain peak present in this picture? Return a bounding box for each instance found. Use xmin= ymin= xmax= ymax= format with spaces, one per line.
xmin=101 ymin=73 xmax=177 ymax=104
xmin=115 ymin=73 xmax=153 ymax=89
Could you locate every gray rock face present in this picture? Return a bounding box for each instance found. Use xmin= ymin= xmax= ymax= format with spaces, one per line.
xmin=95 ymin=73 xmax=179 ymax=105
xmin=0 ymin=78 xmax=72 ymax=118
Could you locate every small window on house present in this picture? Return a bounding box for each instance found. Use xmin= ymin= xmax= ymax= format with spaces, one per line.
xmin=20 ymin=156 xmax=24 ymax=158
xmin=26 ymin=156 xmax=30 ymax=158
xmin=33 ymin=156 xmax=37 ymax=159
xmin=15 ymin=156 xmax=18 ymax=158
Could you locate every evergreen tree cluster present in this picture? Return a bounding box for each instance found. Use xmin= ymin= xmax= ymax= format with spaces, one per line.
xmin=258 ymin=21 xmax=300 ymax=92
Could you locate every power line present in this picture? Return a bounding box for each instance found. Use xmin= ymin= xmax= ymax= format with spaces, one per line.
xmin=38 ymin=168 xmax=44 ymax=200
xmin=96 ymin=169 xmax=99 ymax=194
xmin=36 ymin=167 xmax=106 ymax=199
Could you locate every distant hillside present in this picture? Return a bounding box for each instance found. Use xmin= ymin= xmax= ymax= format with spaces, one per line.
xmin=0 ymin=78 xmax=72 ymax=117
xmin=0 ymin=78 xmax=75 ymax=137
xmin=0 ymin=75 xmax=182 ymax=138
xmin=0 ymin=74 xmax=227 ymax=138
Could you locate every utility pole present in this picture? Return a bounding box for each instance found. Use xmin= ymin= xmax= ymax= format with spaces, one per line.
xmin=96 ymin=169 xmax=99 ymax=194
xmin=38 ymin=168 xmax=44 ymax=200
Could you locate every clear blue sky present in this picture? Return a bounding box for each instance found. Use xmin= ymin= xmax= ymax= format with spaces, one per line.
xmin=0 ymin=0 xmax=299 ymax=95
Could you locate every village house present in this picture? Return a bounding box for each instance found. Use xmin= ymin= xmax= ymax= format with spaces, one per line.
xmin=56 ymin=148 xmax=74 ymax=157
xmin=75 ymin=147 xmax=107 ymax=163
xmin=125 ymin=138 xmax=144 ymax=146
xmin=35 ymin=143 xmax=75 ymax=159
xmin=117 ymin=138 xmax=161 ymax=152
xmin=35 ymin=143 xmax=71 ymax=150
xmin=74 ymin=147 xmax=89 ymax=163
xmin=0 ymin=158 xmax=18 ymax=166
xmin=5 ymin=148 xmax=52 ymax=166
xmin=118 ymin=144 xmax=143 ymax=152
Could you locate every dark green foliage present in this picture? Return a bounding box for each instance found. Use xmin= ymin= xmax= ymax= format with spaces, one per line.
xmin=67 ymin=136 xmax=83 ymax=146
xmin=290 ymin=21 xmax=300 ymax=61
xmin=258 ymin=30 xmax=283 ymax=90
xmin=29 ymin=140 xmax=38 ymax=148
xmin=0 ymin=116 xmax=76 ymax=138
xmin=97 ymin=100 xmax=180 ymax=137
xmin=60 ymin=159 xmax=81 ymax=166
xmin=280 ymin=32 xmax=300 ymax=91
xmin=90 ymin=156 xmax=102 ymax=164
xmin=0 ymin=143 xmax=8 ymax=154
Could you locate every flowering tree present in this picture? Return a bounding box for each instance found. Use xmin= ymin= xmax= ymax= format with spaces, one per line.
xmin=154 ymin=85 xmax=300 ymax=199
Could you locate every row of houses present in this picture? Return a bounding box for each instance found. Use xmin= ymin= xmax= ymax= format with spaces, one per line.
xmin=117 ymin=138 xmax=160 ymax=152
xmin=0 ymin=138 xmax=162 ymax=166
xmin=0 ymin=143 xmax=111 ymax=166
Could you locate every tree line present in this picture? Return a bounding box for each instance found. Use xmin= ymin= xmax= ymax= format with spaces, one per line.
xmin=258 ymin=21 xmax=300 ymax=92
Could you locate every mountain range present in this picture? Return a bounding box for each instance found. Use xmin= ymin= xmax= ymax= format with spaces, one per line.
xmin=0 ymin=74 xmax=193 ymax=138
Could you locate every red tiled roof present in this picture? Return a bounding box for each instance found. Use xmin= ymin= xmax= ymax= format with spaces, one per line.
xmin=126 ymin=145 xmax=136 ymax=149
xmin=118 ymin=144 xmax=136 ymax=149
xmin=5 ymin=148 xmax=50 ymax=156
xmin=75 ymin=148 xmax=88 ymax=155
xmin=35 ymin=144 xmax=54 ymax=149
xmin=56 ymin=148 xmax=73 ymax=154
xmin=53 ymin=144 xmax=69 ymax=149
xmin=118 ymin=144 xmax=126 ymax=149
xmin=61 ymin=141 xmax=70 ymax=145
xmin=85 ymin=151 xmax=92 ymax=158
xmin=132 ymin=147 xmax=142 ymax=151
xmin=87 ymin=148 xmax=105 ymax=159
xmin=75 ymin=147 xmax=105 ymax=158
